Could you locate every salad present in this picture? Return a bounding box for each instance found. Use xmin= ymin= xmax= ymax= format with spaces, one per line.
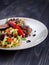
xmin=0 ymin=18 xmax=32 ymax=48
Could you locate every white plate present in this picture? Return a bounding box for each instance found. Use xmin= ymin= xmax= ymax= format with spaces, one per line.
xmin=0 ymin=17 xmax=48 ymax=50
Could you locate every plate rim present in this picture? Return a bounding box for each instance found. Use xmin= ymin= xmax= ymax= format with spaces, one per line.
xmin=0 ymin=17 xmax=48 ymax=50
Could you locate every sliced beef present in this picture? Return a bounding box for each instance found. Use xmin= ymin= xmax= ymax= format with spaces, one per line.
xmin=0 ymin=24 xmax=9 ymax=30
xmin=19 ymin=25 xmax=32 ymax=37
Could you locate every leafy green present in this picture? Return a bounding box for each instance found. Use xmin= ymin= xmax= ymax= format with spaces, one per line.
xmin=17 ymin=36 xmax=22 ymax=41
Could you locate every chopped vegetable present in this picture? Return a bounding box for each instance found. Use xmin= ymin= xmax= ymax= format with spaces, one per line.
xmin=5 ymin=29 xmax=10 ymax=34
xmin=10 ymin=29 xmax=18 ymax=36
xmin=0 ymin=18 xmax=32 ymax=48
xmin=8 ymin=21 xmax=25 ymax=37
xmin=0 ymin=34 xmax=5 ymax=40
xmin=6 ymin=37 xmax=13 ymax=42
xmin=2 ymin=31 xmax=5 ymax=34
xmin=2 ymin=36 xmax=8 ymax=45
xmin=17 ymin=36 xmax=22 ymax=41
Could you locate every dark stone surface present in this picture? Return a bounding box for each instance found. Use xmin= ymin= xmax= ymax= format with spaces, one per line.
xmin=0 ymin=0 xmax=49 ymax=65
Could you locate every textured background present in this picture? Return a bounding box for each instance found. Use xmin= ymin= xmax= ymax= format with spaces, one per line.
xmin=0 ymin=0 xmax=49 ymax=65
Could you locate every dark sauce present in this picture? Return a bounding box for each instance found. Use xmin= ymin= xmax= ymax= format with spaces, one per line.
xmin=34 ymin=30 xmax=36 ymax=32
xmin=33 ymin=34 xmax=36 ymax=37
xmin=26 ymin=40 xmax=31 ymax=43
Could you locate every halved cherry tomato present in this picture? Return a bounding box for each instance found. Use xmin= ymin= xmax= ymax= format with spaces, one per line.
xmin=5 ymin=29 xmax=10 ymax=34
xmin=6 ymin=37 xmax=13 ymax=42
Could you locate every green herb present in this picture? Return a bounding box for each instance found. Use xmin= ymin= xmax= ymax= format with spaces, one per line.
xmin=17 ymin=36 xmax=22 ymax=41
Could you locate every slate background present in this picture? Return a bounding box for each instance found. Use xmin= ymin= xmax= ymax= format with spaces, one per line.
xmin=0 ymin=0 xmax=49 ymax=65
